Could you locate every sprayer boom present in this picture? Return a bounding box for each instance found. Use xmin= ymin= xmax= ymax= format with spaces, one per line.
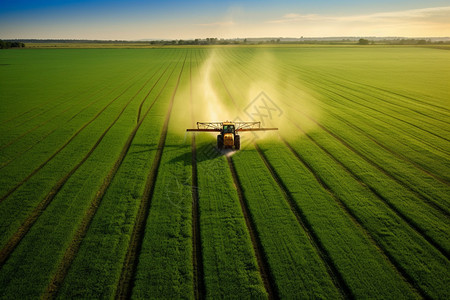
xmin=186 ymin=121 xmax=278 ymax=150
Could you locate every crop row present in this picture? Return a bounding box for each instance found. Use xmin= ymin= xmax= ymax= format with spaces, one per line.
xmin=216 ymin=47 xmax=449 ymax=298
xmin=0 ymin=50 xmax=181 ymax=298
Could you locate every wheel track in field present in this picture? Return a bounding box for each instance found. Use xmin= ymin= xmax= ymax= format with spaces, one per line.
xmin=0 ymin=68 xmax=150 ymax=203
xmin=227 ymin=49 xmax=450 ymax=159
xmin=0 ymin=67 xmax=133 ymax=127
xmin=226 ymin=156 xmax=278 ymax=299
xmin=218 ymin=53 xmax=441 ymax=297
xmin=0 ymin=82 xmax=114 ymax=152
xmin=218 ymin=54 xmax=450 ymax=215
xmin=0 ymin=63 xmax=168 ymax=271
xmin=301 ymin=113 xmax=450 ymax=216
xmin=10 ymin=90 xmax=99 ymax=130
xmin=190 ymin=51 xmax=205 ymax=300
xmin=279 ymin=137 xmax=427 ymax=298
xmin=292 ymin=66 xmax=450 ymax=131
xmin=0 ymin=83 xmax=123 ymax=170
xmin=219 ymin=66 xmax=349 ymax=299
xmin=297 ymin=73 xmax=450 ymax=154
xmin=287 ymin=118 xmax=449 ymax=259
xmin=320 ymin=69 xmax=450 ymax=116
xmin=135 ymin=62 xmax=170 ymax=123
xmin=254 ymin=144 xmax=352 ymax=299
xmin=40 ymin=62 xmax=176 ymax=299
xmin=230 ymin=48 xmax=450 ymax=159
xmin=217 ymin=70 xmax=285 ymax=299
xmin=115 ymin=54 xmax=186 ymax=300
xmin=0 ymin=92 xmax=76 ymax=126
xmin=319 ymin=107 xmax=450 ymax=186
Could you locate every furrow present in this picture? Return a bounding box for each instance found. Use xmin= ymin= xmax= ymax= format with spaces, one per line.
xmin=0 ymin=83 xmax=112 ymax=152
xmin=0 ymin=73 xmax=139 ymax=203
xmin=221 ymin=59 xmax=450 ymax=215
xmin=0 ymin=64 xmax=162 ymax=270
xmin=0 ymin=84 xmax=116 ymax=170
xmin=226 ymin=156 xmax=278 ymax=300
xmin=280 ymin=137 xmax=426 ymax=299
xmin=295 ymin=66 xmax=450 ymax=133
xmin=303 ymin=76 xmax=450 ymax=151
xmin=290 ymin=119 xmax=449 ymax=258
xmin=304 ymin=114 xmax=449 ymax=216
xmin=42 ymin=61 xmax=178 ymax=299
xmin=136 ymin=62 xmax=170 ymax=123
xmin=254 ymin=143 xmax=352 ymax=299
xmin=320 ymin=108 xmax=450 ymax=186
xmin=115 ymin=55 xmax=186 ymax=299
xmin=190 ymin=53 xmax=205 ymax=300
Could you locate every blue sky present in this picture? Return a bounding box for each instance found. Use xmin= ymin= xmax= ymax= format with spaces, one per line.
xmin=1 ymin=0 xmax=449 ymax=39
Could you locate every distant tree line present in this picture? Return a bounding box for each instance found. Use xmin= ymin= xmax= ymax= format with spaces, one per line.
xmin=0 ymin=40 xmax=25 ymax=49
xmin=358 ymin=38 xmax=444 ymax=45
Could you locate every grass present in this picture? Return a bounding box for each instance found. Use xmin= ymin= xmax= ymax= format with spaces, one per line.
xmin=0 ymin=46 xmax=449 ymax=298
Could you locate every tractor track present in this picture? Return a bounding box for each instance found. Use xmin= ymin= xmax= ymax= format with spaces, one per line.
xmin=227 ymin=48 xmax=450 ymax=160
xmin=254 ymin=143 xmax=353 ymax=299
xmin=288 ymin=119 xmax=450 ymax=259
xmin=136 ymin=62 xmax=170 ymax=123
xmin=0 ymin=70 xmax=147 ymax=203
xmin=280 ymin=137 xmax=426 ymax=299
xmin=115 ymin=54 xmax=186 ymax=300
xmin=300 ymin=65 xmax=450 ymax=118
xmin=298 ymin=74 xmax=450 ymax=154
xmin=216 ymin=67 xmax=277 ymax=299
xmin=0 ymin=84 xmax=119 ymax=170
xmin=226 ymin=156 xmax=278 ymax=299
xmin=41 ymin=62 xmax=176 ymax=299
xmin=216 ymin=51 xmax=429 ymax=298
xmin=0 ymin=93 xmax=75 ymax=127
xmin=219 ymin=54 xmax=450 ymax=216
xmin=0 ymin=64 xmax=166 ymax=272
xmin=0 ymin=69 xmax=129 ymax=128
xmin=292 ymin=66 xmax=450 ymax=133
xmin=190 ymin=51 xmax=205 ymax=300
xmin=316 ymin=107 xmax=450 ymax=186
xmin=0 ymin=83 xmax=114 ymax=152
xmin=302 ymin=114 xmax=450 ymax=216
xmin=219 ymin=63 xmax=348 ymax=298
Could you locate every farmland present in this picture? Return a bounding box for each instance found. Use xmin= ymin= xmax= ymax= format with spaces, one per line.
xmin=0 ymin=46 xmax=449 ymax=299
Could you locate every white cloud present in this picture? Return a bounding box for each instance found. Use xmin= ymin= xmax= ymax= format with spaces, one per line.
xmin=269 ymin=6 xmax=450 ymax=25
xmin=265 ymin=6 xmax=450 ymax=37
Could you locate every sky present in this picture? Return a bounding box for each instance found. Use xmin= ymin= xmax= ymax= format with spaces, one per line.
xmin=1 ymin=0 xmax=449 ymax=40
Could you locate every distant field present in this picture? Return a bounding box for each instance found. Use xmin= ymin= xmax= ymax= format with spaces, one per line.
xmin=0 ymin=46 xmax=449 ymax=299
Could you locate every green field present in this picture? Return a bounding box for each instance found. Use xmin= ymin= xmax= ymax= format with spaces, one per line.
xmin=0 ymin=46 xmax=449 ymax=299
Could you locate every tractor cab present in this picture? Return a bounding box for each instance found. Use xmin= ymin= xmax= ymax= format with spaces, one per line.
xmin=222 ymin=124 xmax=235 ymax=134
xmin=220 ymin=122 xmax=238 ymax=149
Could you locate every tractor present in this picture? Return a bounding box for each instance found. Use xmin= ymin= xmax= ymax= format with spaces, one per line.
xmin=186 ymin=121 xmax=277 ymax=150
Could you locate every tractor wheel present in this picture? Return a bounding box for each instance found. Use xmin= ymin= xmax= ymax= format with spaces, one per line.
xmin=217 ymin=135 xmax=223 ymax=149
xmin=234 ymin=135 xmax=240 ymax=150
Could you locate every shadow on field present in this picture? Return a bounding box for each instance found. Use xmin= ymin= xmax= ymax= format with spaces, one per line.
xmin=167 ymin=143 xmax=241 ymax=166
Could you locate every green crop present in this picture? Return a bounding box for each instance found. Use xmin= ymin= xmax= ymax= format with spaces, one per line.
xmin=0 ymin=46 xmax=448 ymax=299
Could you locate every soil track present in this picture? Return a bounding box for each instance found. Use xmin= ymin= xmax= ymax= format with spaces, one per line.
xmin=0 ymin=64 xmax=167 ymax=272
xmin=280 ymin=136 xmax=426 ymax=299
xmin=0 ymin=82 xmax=114 ymax=152
xmin=219 ymin=54 xmax=450 ymax=217
xmin=190 ymin=52 xmax=205 ymax=299
xmin=288 ymin=119 xmax=449 ymax=259
xmin=226 ymin=156 xmax=277 ymax=299
xmin=254 ymin=144 xmax=352 ymax=299
xmin=0 ymin=74 xmax=141 ymax=203
xmin=115 ymin=55 xmax=186 ymax=299
xmin=42 ymin=62 xmax=176 ymax=299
